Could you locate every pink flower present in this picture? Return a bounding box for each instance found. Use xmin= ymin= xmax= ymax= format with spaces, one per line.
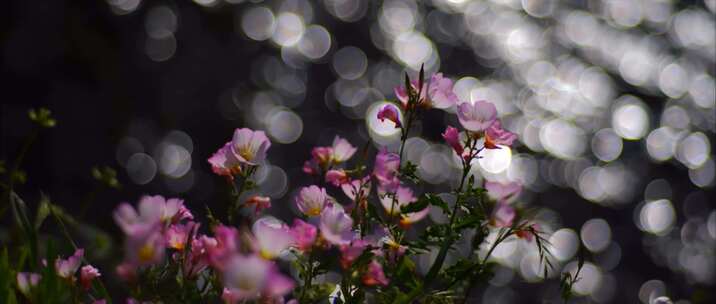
xmin=492 ymin=203 xmax=515 ymax=228
xmin=516 ymin=224 xmax=539 ymax=242
xmin=208 ymin=142 xmax=242 ymax=179
xmin=485 ymin=181 xmax=522 ymax=202
xmin=55 ymin=249 xmax=83 ymax=279
xmin=114 ymin=195 xmax=189 ymax=234
xmin=442 ymin=126 xmax=463 ymax=156
xmin=230 ymin=128 xmax=271 ymax=165
xmin=426 ymin=73 xmax=459 ymax=109
xmin=457 ymin=100 xmax=497 ymax=132
xmin=252 ymin=217 xmax=294 ymax=259
xmin=290 ymin=219 xmax=317 ymax=252
xmin=295 ymin=185 xmax=333 ymax=217
xmin=331 ymin=136 xmax=357 ymax=163
xmin=245 ymin=195 xmax=272 ymax=214
xmin=80 ymin=265 xmax=101 ymax=290
xmin=182 ymin=236 xmax=212 ymax=278
xmin=221 ymin=254 xmax=294 ymax=301
xmin=378 ymin=186 xmax=428 ymax=226
xmin=484 ymin=120 xmax=517 ymax=149
xmin=373 ymin=149 xmax=401 ymax=191
xmin=125 ymin=229 xmax=165 ymax=266
xmin=362 ymin=260 xmax=389 ymax=286
xmin=16 ymin=272 xmax=40 ymax=295
xmin=319 ymin=203 xmax=354 ymax=246
xmin=394 ymin=73 xmax=458 ymax=109
xmin=207 ymin=225 xmax=239 ymax=268
xmin=115 ymin=263 xmax=136 ymax=281
xmin=325 ymin=169 xmax=350 ymax=186
xmin=377 ymin=104 xmax=402 ymax=128
xmin=165 ymin=222 xmax=198 ymax=251
xmin=339 ymin=239 xmax=368 ymax=269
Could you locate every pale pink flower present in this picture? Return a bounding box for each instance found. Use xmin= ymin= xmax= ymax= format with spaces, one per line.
xmin=492 ymin=203 xmax=515 ymax=228
xmin=319 ymin=203 xmax=354 ymax=246
xmin=373 ymin=149 xmax=400 ymax=192
xmin=206 ymin=225 xmax=239 ymax=268
xmin=457 ymin=100 xmax=497 ymax=132
xmin=394 ymin=79 xmax=425 ymax=109
xmin=16 ymin=272 xmax=40 ymax=295
xmin=325 ymin=169 xmax=349 ymax=186
xmin=114 ymin=195 xmax=189 ymax=234
xmin=208 ymin=142 xmax=242 ymax=179
xmin=55 ymin=248 xmax=83 ymax=279
xmin=516 ymin=223 xmax=539 ymax=242
xmin=295 ymin=185 xmax=333 ymax=217
xmin=442 ymin=126 xmax=463 ymax=156
xmin=331 ymin=136 xmax=357 ymax=163
xmin=182 ymin=236 xmax=212 ymax=278
xmin=221 ymin=255 xmax=294 ymax=301
xmin=362 ymin=260 xmax=389 ymax=286
xmin=230 ymin=128 xmax=271 ymax=165
xmin=484 ymin=119 xmax=517 ymax=149
xmin=80 ymin=265 xmax=101 ymax=290
xmin=290 ymin=219 xmax=317 ymax=252
xmin=245 ymin=195 xmax=272 ymax=215
xmin=426 ymin=73 xmax=459 ymax=109
xmin=377 ymin=104 xmax=402 ymax=128
xmin=485 ymin=181 xmax=522 ymax=202
xmin=252 ymin=217 xmax=294 ymax=259
xmin=124 ymin=229 xmax=165 ymax=266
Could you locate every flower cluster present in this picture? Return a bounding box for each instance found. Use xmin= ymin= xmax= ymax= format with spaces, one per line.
xmin=106 ymin=68 xmax=553 ymax=303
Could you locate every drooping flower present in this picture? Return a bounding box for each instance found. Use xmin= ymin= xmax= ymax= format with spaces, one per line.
xmin=484 ymin=120 xmax=517 ymax=149
xmin=245 ymin=195 xmax=272 ymax=215
xmin=252 ymin=217 xmax=294 ymax=259
xmin=362 ymin=260 xmax=389 ymax=286
xmin=221 ymin=254 xmax=294 ymax=301
xmin=377 ymin=104 xmax=402 ymax=128
xmin=492 ymin=203 xmax=515 ymax=228
xmin=331 ymin=136 xmax=357 ymax=163
xmin=378 ymin=186 xmax=429 ymax=226
xmin=290 ymin=219 xmax=317 ymax=252
xmin=230 ymin=128 xmax=271 ymax=165
xmin=55 ymin=249 xmax=84 ymax=279
xmin=319 ymin=203 xmax=354 ymax=246
xmin=373 ymin=149 xmax=400 ymax=192
xmin=80 ymin=265 xmax=101 ymax=290
xmin=339 ymin=239 xmax=368 ymax=269
xmin=442 ymin=126 xmax=463 ymax=156
xmin=457 ymin=100 xmax=497 ymax=132
xmin=295 ymin=185 xmax=333 ymax=217
xmin=325 ymin=169 xmax=350 ymax=186
xmin=394 ymin=73 xmax=458 ymax=109
xmin=485 ymin=181 xmax=522 ymax=203
xmin=16 ymin=272 xmax=41 ymax=295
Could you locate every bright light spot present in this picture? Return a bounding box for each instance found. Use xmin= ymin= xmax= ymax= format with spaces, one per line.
xmin=298 ymin=25 xmax=331 ymax=60
xmin=639 ymin=199 xmax=676 ymax=235
xmin=478 ymin=145 xmax=512 ymax=174
xmin=591 ymin=128 xmax=622 ymax=162
xmin=638 ymin=279 xmax=666 ymax=304
xmin=646 ymin=127 xmax=678 ymax=162
xmin=676 ymin=132 xmax=710 ymax=169
xmin=659 ymin=63 xmax=689 ymax=98
xmin=157 ymin=144 xmax=191 ymax=178
xmin=332 ymin=46 xmax=368 ymax=80
xmin=566 ymin=262 xmax=602 ymax=296
xmin=549 ymin=228 xmax=579 ymax=262
xmin=267 ymin=109 xmax=303 ymax=144
xmin=393 ymin=31 xmax=434 ymax=70
xmin=145 ymin=32 xmax=176 ymax=62
xmin=272 ymin=13 xmax=305 ymax=47
xmin=612 ymin=96 xmax=649 ymax=140
xmin=689 ymin=159 xmax=715 ymax=188
xmin=581 ymin=218 xmax=611 ymax=253
xmin=540 ymin=119 xmax=586 ymax=159
xmin=241 ymin=6 xmax=276 ymax=41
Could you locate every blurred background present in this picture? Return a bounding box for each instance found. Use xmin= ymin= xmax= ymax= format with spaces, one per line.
xmin=1 ymin=0 xmax=715 ymax=303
